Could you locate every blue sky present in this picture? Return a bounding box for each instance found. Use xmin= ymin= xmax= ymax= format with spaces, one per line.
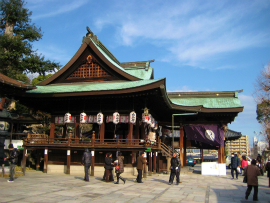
xmin=25 ymin=0 xmax=270 ymax=148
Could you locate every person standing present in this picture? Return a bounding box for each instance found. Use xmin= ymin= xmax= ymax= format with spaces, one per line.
xmin=5 ymin=144 xmax=18 ymax=182
xmin=265 ymin=156 xmax=270 ymax=187
xmin=231 ymin=153 xmax=240 ymax=179
xmin=237 ymin=151 xmax=242 ymax=174
xmin=241 ymin=155 xmax=248 ymax=176
xmin=137 ymin=152 xmax=146 ymax=183
xmin=105 ymin=152 xmax=114 ymax=182
xmin=114 ymin=152 xmax=125 ymax=184
xmin=244 ymin=159 xmax=261 ymax=201
xmin=81 ymin=148 xmax=92 ymax=182
xmin=169 ymin=153 xmax=180 ymax=185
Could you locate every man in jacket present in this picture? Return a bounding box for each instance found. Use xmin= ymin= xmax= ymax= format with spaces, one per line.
xmin=231 ymin=153 xmax=240 ymax=179
xmin=81 ymin=148 xmax=92 ymax=182
xmin=244 ymin=159 xmax=261 ymax=201
xmin=5 ymin=144 xmax=18 ymax=182
xmin=137 ymin=152 xmax=146 ymax=183
xmin=169 ymin=153 xmax=180 ymax=185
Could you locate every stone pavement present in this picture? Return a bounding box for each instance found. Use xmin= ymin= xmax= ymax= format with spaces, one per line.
xmin=0 ymin=168 xmax=269 ymax=203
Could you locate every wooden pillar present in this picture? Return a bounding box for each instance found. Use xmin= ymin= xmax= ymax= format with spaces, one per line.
xmin=66 ymin=149 xmax=71 ymax=174
xmin=90 ymin=150 xmax=95 ymax=176
xmin=100 ymin=119 xmax=105 ymax=144
xmin=36 ymin=150 xmax=40 ymax=171
xmin=141 ymin=123 xmax=145 ymax=139
xmin=218 ymin=146 xmax=225 ymax=163
xmin=128 ymin=122 xmax=133 ymax=145
xmin=10 ymin=122 xmax=13 ymax=143
xmin=153 ymin=151 xmax=156 ymax=173
xmin=134 ymin=120 xmax=140 ymax=145
xmin=92 ymin=131 xmax=95 ymax=147
xmin=148 ymin=152 xmax=152 ymax=175
xmin=50 ymin=116 xmax=55 ymax=143
xmin=201 ymin=149 xmax=204 ymax=162
xmin=75 ymin=116 xmax=80 ymax=139
xmin=157 ymin=152 xmax=160 ymax=173
xmin=44 ymin=147 xmax=48 ymax=173
xmin=22 ymin=147 xmax=27 ymax=176
xmin=183 ymin=132 xmax=187 ymax=166
xmin=180 ymin=126 xmax=184 ymax=167
xmin=143 ymin=153 xmax=147 ymax=178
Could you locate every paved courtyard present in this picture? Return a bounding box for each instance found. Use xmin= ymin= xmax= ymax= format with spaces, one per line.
xmin=0 ymin=168 xmax=269 ymax=203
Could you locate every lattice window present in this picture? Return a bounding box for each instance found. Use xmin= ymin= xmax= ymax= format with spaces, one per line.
xmin=67 ymin=55 xmax=111 ymax=79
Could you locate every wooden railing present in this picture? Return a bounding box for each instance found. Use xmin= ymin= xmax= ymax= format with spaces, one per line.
xmin=23 ymin=136 xmax=159 ymax=148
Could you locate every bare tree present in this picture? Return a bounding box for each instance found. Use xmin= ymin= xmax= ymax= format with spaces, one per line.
xmin=254 ymin=63 xmax=270 ymax=142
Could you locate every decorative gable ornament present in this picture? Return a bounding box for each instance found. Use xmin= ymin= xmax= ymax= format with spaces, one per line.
xmin=129 ymin=111 xmax=136 ymax=124
xmin=97 ymin=113 xmax=104 ymax=125
xmin=142 ymin=113 xmax=150 ymax=123
xmin=113 ymin=112 xmax=120 ymax=124
xmin=80 ymin=112 xmax=87 ymax=123
xmin=64 ymin=113 xmax=72 ymax=123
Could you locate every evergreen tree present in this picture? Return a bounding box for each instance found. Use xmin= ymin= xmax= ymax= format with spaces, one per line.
xmin=0 ymin=0 xmax=60 ymax=81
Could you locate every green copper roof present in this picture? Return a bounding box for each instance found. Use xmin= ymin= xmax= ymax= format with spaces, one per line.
xmin=124 ymin=67 xmax=153 ymax=80
xmin=26 ymin=79 xmax=163 ymax=94
xmin=170 ymin=97 xmax=242 ymax=108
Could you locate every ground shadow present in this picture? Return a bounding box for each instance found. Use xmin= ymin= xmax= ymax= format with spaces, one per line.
xmin=74 ymin=176 xmax=84 ymax=180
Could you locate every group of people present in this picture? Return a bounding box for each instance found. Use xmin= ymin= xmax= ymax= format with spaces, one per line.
xmin=230 ymin=151 xmax=270 ymax=201
xmin=81 ymin=149 xmax=149 ymax=184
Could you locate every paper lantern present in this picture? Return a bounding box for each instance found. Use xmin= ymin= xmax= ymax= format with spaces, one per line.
xmin=130 ymin=111 xmax=136 ymax=124
xmin=64 ymin=113 xmax=71 ymax=123
xmin=80 ymin=112 xmax=87 ymax=123
xmin=97 ymin=113 xmax=104 ymax=125
xmin=113 ymin=112 xmax=120 ymax=124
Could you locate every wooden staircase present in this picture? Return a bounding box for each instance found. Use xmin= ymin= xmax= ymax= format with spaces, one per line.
xmin=160 ymin=142 xmax=173 ymax=158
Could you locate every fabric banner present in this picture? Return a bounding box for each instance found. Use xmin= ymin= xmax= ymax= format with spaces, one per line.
xmin=184 ymin=125 xmax=224 ymax=148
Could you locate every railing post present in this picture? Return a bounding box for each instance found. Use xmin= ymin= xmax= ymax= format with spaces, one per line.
xmin=158 ymin=138 xmax=161 ymax=149
xmin=68 ymin=137 xmax=71 ymax=146
xmin=92 ymin=131 xmax=95 ymax=147
xmin=1 ymin=164 xmax=4 ymax=177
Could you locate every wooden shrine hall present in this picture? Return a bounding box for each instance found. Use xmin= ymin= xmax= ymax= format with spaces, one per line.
xmin=14 ymin=28 xmax=244 ymax=176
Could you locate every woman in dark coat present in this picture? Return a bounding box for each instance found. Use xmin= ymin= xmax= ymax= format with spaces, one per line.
xmin=115 ymin=152 xmax=125 ymax=184
xmin=265 ymin=156 xmax=270 ymax=187
xmin=104 ymin=153 xmax=114 ymax=182
xmin=244 ymin=159 xmax=261 ymax=201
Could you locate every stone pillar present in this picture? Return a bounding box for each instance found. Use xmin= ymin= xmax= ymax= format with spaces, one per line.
xmin=166 ymin=157 xmax=171 ymax=173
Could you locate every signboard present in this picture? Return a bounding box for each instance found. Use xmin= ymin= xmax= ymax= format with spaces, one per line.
xmin=201 ymin=162 xmax=226 ymax=176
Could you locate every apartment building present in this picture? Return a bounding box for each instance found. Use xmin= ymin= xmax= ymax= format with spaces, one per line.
xmin=226 ymin=134 xmax=249 ymax=155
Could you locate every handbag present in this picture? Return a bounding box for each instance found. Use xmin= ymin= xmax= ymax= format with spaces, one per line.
xmin=115 ymin=159 xmax=120 ymax=170
xmin=237 ymin=167 xmax=241 ymax=173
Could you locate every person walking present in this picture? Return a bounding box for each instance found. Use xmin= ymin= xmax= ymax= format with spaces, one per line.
xmin=5 ymin=144 xmax=18 ymax=182
xmin=114 ymin=152 xmax=125 ymax=184
xmin=168 ymin=153 xmax=180 ymax=185
xmin=265 ymin=156 xmax=270 ymax=187
xmin=105 ymin=152 xmax=114 ymax=182
xmin=231 ymin=153 xmax=240 ymax=179
xmin=81 ymin=148 xmax=92 ymax=182
xmin=136 ymin=152 xmax=146 ymax=183
xmin=244 ymin=159 xmax=261 ymax=201
xmin=241 ymin=155 xmax=248 ymax=176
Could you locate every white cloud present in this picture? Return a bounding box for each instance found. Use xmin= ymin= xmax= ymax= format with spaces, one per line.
xmin=168 ymin=86 xmax=197 ymax=92
xmin=31 ymin=0 xmax=88 ymax=20
xmin=92 ymin=0 xmax=270 ymax=69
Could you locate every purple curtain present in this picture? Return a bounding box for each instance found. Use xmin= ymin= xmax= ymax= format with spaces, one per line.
xmin=184 ymin=125 xmax=224 ymax=149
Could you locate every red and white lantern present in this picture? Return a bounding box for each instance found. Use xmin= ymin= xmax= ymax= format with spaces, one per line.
xmin=80 ymin=112 xmax=87 ymax=123
xmin=130 ymin=111 xmax=136 ymax=124
xmin=64 ymin=113 xmax=71 ymax=123
xmin=113 ymin=112 xmax=120 ymax=124
xmin=97 ymin=113 xmax=104 ymax=125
